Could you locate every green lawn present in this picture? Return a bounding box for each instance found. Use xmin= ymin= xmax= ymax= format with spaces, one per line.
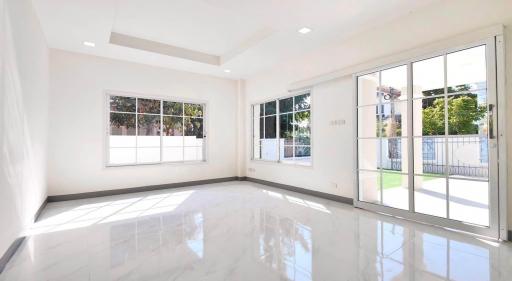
xmin=379 ymin=171 xmax=440 ymax=189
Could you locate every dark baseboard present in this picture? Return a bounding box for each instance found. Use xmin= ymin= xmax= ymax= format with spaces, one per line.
xmin=47 ymin=177 xmax=240 ymax=202
xmin=244 ymin=177 xmax=353 ymax=205
xmin=0 ymin=237 xmax=25 ymax=275
xmin=46 ymin=176 xmax=352 ymax=206
xmin=34 ymin=198 xmax=48 ymax=222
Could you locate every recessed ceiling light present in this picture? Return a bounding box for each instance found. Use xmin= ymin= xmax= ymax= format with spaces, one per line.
xmin=298 ymin=27 xmax=312 ymax=34
xmin=224 ymin=69 xmax=231 ymax=73
xmin=83 ymin=41 xmax=95 ymax=47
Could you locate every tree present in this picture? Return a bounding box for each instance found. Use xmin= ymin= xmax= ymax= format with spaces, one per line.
xmin=421 ymin=90 xmax=486 ymax=135
xmin=422 ymin=98 xmax=445 ymax=135
xmin=448 ymin=95 xmax=486 ymax=134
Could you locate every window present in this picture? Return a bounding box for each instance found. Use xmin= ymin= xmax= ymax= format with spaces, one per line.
xmin=108 ymin=94 xmax=205 ymax=165
xmin=252 ymin=92 xmax=311 ymax=165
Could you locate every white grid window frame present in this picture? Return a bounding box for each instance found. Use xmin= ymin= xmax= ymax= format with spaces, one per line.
xmin=251 ymin=91 xmax=312 ymax=166
xmin=106 ymin=92 xmax=207 ymax=166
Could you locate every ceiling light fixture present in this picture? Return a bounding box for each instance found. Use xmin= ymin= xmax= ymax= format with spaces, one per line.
xmin=224 ymin=69 xmax=231 ymax=73
xmin=83 ymin=41 xmax=96 ymax=47
xmin=298 ymin=27 xmax=312 ymax=34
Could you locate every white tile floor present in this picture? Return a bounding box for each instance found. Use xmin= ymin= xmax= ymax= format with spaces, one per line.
xmin=1 ymin=181 xmax=512 ymax=281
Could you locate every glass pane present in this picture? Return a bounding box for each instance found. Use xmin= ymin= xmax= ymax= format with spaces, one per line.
xmin=295 ymin=146 xmax=310 ymax=157
xmin=414 ymin=175 xmax=447 ymax=218
xmin=381 ymin=101 xmax=407 ymax=137
xmin=380 ymin=138 xmax=407 ymax=173
xmin=447 ymin=45 xmax=486 ymax=93
xmin=294 ymin=146 xmax=311 ymax=165
xmin=109 ymin=148 xmax=136 ymax=165
xmin=259 ymin=118 xmax=264 ymax=140
xmin=281 ymin=146 xmax=293 ymax=160
xmin=163 ymin=101 xmax=183 ymax=116
xmin=412 ymin=56 xmax=444 ymax=98
xmin=264 ymin=116 xmax=276 ymax=138
xmin=259 ymin=104 xmax=264 ymax=117
xmin=110 ymin=96 xmax=136 ymax=112
xmin=381 ymin=65 xmax=407 ymax=101
xmin=279 ymin=97 xmax=293 ymax=113
xmin=110 ymin=113 xmax=136 ymax=135
xmin=359 ymin=171 xmax=380 ymax=204
xmin=163 ymin=116 xmax=183 ymax=147
xmin=137 ymin=147 xmax=160 ymax=163
xmin=413 ymin=97 xmax=446 ymax=136
xmin=163 ymin=136 xmax=183 ymax=147
xmin=447 ymin=136 xmax=488 ymax=180
xmin=109 ymin=136 xmax=135 ymax=148
xmin=137 ymin=135 xmax=160 ymax=148
xmin=184 ymin=146 xmax=203 ymax=161
xmin=358 ymin=139 xmax=380 ymax=171
xmin=358 ymin=72 xmax=379 ymax=106
xmin=264 ymin=101 xmax=276 ymax=115
xmin=162 ymin=147 xmax=184 ymax=162
xmin=260 ymin=139 xmax=278 ymax=161
xmin=184 ymin=118 xmax=203 ymax=146
xmin=138 ymin=115 xmax=160 ymax=148
xmin=294 ymin=93 xmax=311 ymax=111
xmin=381 ymin=171 xmax=408 ymax=210
xmin=414 ymin=137 xmax=446 ymax=175
xmin=138 ymin=115 xmax=160 ymax=136
xmin=448 ymin=178 xmax=489 ymax=226
xmin=447 ymin=93 xmax=487 ymax=136
xmin=253 ymin=145 xmax=261 ymax=160
xmin=279 ymin=113 xmax=293 ymax=144
xmin=253 ymin=105 xmax=262 ymax=146
xmin=184 ymin=103 xmax=203 ymax=117
xmin=137 ymin=98 xmax=161 ymax=114
xmin=358 ymin=105 xmax=380 ymax=138
xmin=162 ymin=116 xmax=183 ymax=136
xmin=294 ymin=111 xmax=310 ymax=145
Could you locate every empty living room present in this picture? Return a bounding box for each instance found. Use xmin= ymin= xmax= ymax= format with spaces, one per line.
xmin=2 ymin=0 xmax=512 ymax=280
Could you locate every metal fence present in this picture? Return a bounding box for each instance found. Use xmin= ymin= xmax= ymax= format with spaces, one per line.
xmin=379 ymin=135 xmax=488 ymax=178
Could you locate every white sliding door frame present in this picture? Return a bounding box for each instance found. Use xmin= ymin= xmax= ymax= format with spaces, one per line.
xmin=353 ymin=36 xmax=506 ymax=240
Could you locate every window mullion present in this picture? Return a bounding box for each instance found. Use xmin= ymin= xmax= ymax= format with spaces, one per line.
xmin=182 ymin=102 xmax=185 ymax=162
xmin=135 ymin=98 xmax=139 ymax=164
xmin=276 ymin=99 xmax=280 ymax=162
xmin=444 ymin=54 xmax=450 ymax=219
xmin=160 ymin=100 xmax=163 ymax=163
xmin=292 ymin=97 xmax=296 ymax=163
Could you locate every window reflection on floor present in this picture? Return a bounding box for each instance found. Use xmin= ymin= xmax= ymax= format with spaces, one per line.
xmin=31 ymin=190 xmax=195 ymax=235
xmin=109 ymin=211 xmax=204 ymax=269
xmin=262 ymin=189 xmax=331 ymax=213
xmin=185 ymin=213 xmax=204 ymax=258
xmin=258 ymin=210 xmax=312 ymax=281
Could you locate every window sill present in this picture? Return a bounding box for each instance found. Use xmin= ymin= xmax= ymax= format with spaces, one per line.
xmin=105 ymin=160 xmax=208 ymax=168
xmin=250 ymin=159 xmax=313 ymax=168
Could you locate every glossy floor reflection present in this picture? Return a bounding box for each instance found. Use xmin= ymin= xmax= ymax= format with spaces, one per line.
xmin=1 ymin=182 xmax=512 ymax=281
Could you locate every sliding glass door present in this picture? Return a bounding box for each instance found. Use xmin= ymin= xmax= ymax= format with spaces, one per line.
xmin=356 ymin=39 xmax=499 ymax=238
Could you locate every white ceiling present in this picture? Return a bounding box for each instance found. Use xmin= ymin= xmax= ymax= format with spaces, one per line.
xmin=32 ymin=0 xmax=439 ymax=79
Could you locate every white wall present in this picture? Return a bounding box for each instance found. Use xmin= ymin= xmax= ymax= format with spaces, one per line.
xmin=0 ymin=0 xmax=49 ymax=255
xmin=245 ymin=76 xmax=355 ymax=198
xmin=48 ymin=50 xmax=238 ymax=196
xmin=243 ymin=0 xmax=512 ymax=217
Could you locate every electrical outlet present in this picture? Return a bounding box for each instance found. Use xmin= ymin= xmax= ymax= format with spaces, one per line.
xmin=330 ymin=182 xmax=338 ymax=189
xmin=248 ymin=167 xmax=256 ymax=173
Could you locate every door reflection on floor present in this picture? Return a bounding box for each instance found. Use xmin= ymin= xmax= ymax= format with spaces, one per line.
xmin=356 ymin=218 xmax=493 ymax=281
